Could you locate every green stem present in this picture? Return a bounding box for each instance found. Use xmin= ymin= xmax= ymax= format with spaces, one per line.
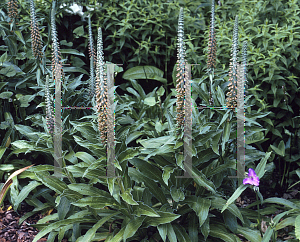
xmin=256 ymin=192 xmax=262 ymax=237
xmin=280 ymin=160 xmax=286 ymax=187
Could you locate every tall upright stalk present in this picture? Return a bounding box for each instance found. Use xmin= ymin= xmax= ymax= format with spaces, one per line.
xmin=29 ymin=0 xmax=43 ymax=63
xmin=95 ymin=27 xmax=108 ymax=145
xmin=226 ymin=15 xmax=239 ymax=108
xmin=207 ymin=0 xmax=217 ymax=106
xmin=176 ymin=7 xmax=187 ymax=135
xmin=88 ymin=14 xmax=97 ymax=98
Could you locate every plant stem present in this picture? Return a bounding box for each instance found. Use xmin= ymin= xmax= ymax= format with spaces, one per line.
xmin=256 ymin=192 xmax=262 ymax=237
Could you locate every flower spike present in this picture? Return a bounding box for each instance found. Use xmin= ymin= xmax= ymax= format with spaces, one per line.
xmin=226 ymin=15 xmax=239 ymax=108
xmin=95 ymin=27 xmax=108 ymax=145
xmin=176 ymin=7 xmax=187 ymax=133
xmin=30 ymin=0 xmax=43 ymax=62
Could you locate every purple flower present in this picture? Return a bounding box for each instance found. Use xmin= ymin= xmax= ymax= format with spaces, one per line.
xmin=243 ymin=168 xmax=259 ymax=186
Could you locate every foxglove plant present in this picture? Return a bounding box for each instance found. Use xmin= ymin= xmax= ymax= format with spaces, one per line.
xmin=88 ymin=14 xmax=96 ymax=98
xmin=45 ymin=75 xmax=54 ymax=134
xmin=7 ymin=0 xmax=18 ymax=24
xmin=226 ymin=15 xmax=239 ymax=108
xmin=51 ymin=0 xmax=64 ymax=81
xmin=175 ymin=7 xmax=188 ymax=133
xmin=207 ymin=0 xmax=217 ymax=106
xmin=95 ymin=27 xmax=108 ymax=145
xmin=29 ymin=0 xmax=43 ymax=62
xmin=242 ymin=40 xmax=248 ymax=93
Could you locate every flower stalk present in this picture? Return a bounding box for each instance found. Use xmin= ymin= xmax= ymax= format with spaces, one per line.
xmin=51 ymin=0 xmax=64 ymax=81
xmin=29 ymin=0 xmax=43 ymax=62
xmin=7 ymin=0 xmax=18 ymax=24
xmin=45 ymin=75 xmax=54 ymax=135
xmin=226 ymin=15 xmax=239 ymax=108
xmin=207 ymin=0 xmax=217 ymax=106
xmin=88 ymin=14 xmax=97 ymax=98
xmin=176 ymin=7 xmax=188 ymax=134
xmin=95 ymin=27 xmax=108 ymax=145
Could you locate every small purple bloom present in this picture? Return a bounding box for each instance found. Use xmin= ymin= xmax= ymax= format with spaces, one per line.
xmin=243 ymin=168 xmax=259 ymax=186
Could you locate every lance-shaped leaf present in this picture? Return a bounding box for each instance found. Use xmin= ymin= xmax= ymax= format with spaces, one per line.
xmin=0 ymin=165 xmax=34 ymax=207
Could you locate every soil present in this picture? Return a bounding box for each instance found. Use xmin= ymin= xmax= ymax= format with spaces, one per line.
xmin=0 ymin=202 xmax=68 ymax=242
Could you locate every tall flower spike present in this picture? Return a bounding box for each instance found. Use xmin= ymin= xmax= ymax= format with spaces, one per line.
xmin=45 ymin=75 xmax=54 ymax=135
xmin=242 ymin=41 xmax=248 ymax=93
xmin=30 ymin=0 xmax=43 ymax=62
xmin=207 ymin=0 xmax=217 ymax=105
xmin=95 ymin=27 xmax=108 ymax=145
xmin=176 ymin=7 xmax=187 ymax=133
xmin=226 ymin=15 xmax=239 ymax=108
xmin=7 ymin=0 xmax=18 ymax=24
xmin=88 ymin=14 xmax=96 ymax=98
xmin=51 ymin=1 xmax=64 ymax=81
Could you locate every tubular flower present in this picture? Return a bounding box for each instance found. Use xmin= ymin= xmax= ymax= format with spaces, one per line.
xmin=243 ymin=168 xmax=259 ymax=187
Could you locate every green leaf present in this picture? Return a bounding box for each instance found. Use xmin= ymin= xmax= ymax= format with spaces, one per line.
xmin=71 ymin=196 xmax=118 ymax=209
xmin=157 ymin=224 xmax=167 ymax=242
xmin=67 ymin=184 xmax=111 ymax=198
xmin=188 ymin=213 xmax=198 ymax=242
xmin=73 ymin=26 xmax=84 ymax=36
xmin=295 ymin=215 xmax=300 ymax=240
xmin=121 ymin=188 xmax=139 ymax=205
xmin=223 ymin=210 xmax=237 ymax=233
xmin=60 ymin=49 xmax=85 ymax=57
xmin=123 ymin=216 xmax=145 ymax=241
xmin=173 ymin=223 xmax=192 ymax=242
xmin=63 ymin=67 xmax=89 ymax=75
xmin=237 ymin=225 xmax=262 ymax=242
xmin=14 ymin=180 xmax=41 ymax=210
xmin=181 ymin=163 xmax=216 ymax=194
xmin=117 ymin=148 xmax=139 ymax=164
xmin=209 ymin=224 xmax=239 ymax=242
xmin=170 ymin=186 xmax=185 ymax=202
xmin=129 ymin=168 xmax=167 ymax=204
xmin=221 ymin=184 xmax=248 ymax=213
xmin=144 ymin=97 xmax=156 ymax=106
xmin=275 ymin=217 xmax=296 ymax=230
xmin=0 ymin=165 xmax=34 ymax=206
xmin=32 ymin=218 xmax=97 ymax=242
xmin=123 ymin=66 xmax=167 ymax=84
xmin=78 ymin=212 xmax=120 ymax=242
xmin=0 ymin=66 xmax=16 ymax=77
xmin=75 ymin=152 xmax=96 ymax=165
xmin=132 ymin=202 xmax=160 ymax=217
xmin=261 ymin=227 xmax=274 ymax=242
xmin=0 ymin=148 xmax=7 ymax=161
xmin=0 ymin=92 xmax=13 ymax=99
xmin=263 ymin=197 xmax=300 ymax=209
xmin=255 ymin=151 xmax=272 ymax=179
xmin=157 ymin=86 xmax=165 ymax=96
xmin=143 ymin=211 xmax=181 ymax=227
xmin=162 ymin=166 xmax=175 ymax=186
xmin=35 ymin=173 xmax=68 ymax=194
xmin=200 ymin=218 xmax=209 ymax=240
xmin=108 ymin=226 xmax=125 ymax=242
xmin=212 ymin=131 xmax=222 ymax=155
xmin=185 ymin=196 xmax=211 ymax=226
xmin=14 ymin=31 xmax=25 ymax=45
xmin=129 ymin=158 xmax=165 ymax=185
xmin=0 ymin=52 xmax=7 ymax=64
